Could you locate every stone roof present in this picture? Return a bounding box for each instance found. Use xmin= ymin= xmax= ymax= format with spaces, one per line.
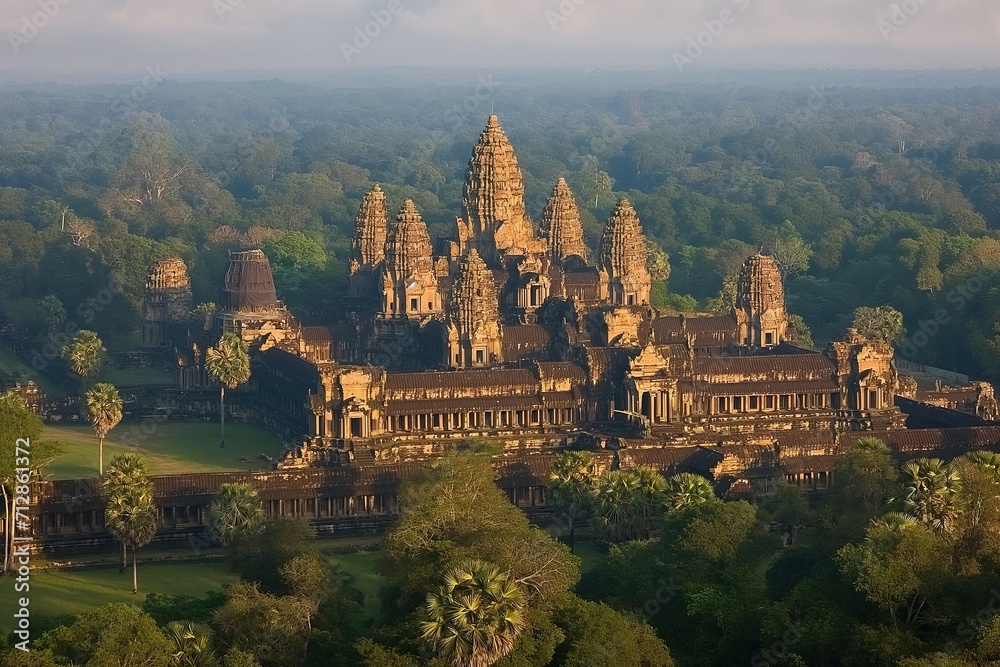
xmin=385 ymin=368 xmax=538 ymax=395
xmin=219 ymin=249 xmax=279 ymax=313
xmin=352 ymin=184 xmax=388 ymax=268
xmin=540 ymin=178 xmax=587 ymax=263
xmin=692 ymin=353 xmax=835 ymax=381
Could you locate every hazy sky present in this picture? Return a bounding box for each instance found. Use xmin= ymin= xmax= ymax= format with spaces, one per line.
xmin=1 ymin=0 xmax=998 ymax=76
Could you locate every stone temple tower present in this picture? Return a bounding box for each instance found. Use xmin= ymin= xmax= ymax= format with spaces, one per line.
xmin=381 ymin=200 xmax=440 ymax=319
xmin=215 ymin=249 xmax=297 ymax=351
xmin=348 ymin=184 xmax=388 ymax=300
xmin=445 ymin=249 xmax=503 ymax=368
xmin=599 ymin=198 xmax=651 ymax=306
xmin=142 ymin=257 xmax=193 ymax=348
xmin=461 ymin=115 xmax=534 ymax=264
xmin=734 ymin=254 xmax=787 ymax=348
xmin=540 ymin=178 xmax=587 ymax=264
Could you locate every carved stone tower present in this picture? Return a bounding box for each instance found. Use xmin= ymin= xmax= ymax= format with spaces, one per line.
xmin=382 ymin=200 xmax=440 ymax=319
xmin=599 ymin=198 xmax=651 ymax=306
xmin=734 ymin=254 xmax=787 ymax=348
xmin=461 ymin=115 xmax=533 ymax=264
xmin=540 ymin=178 xmax=587 ymax=264
xmin=215 ymin=249 xmax=297 ymax=351
xmin=445 ymin=249 xmax=503 ymax=368
xmin=142 ymin=257 xmax=193 ymax=348
xmin=348 ymin=184 xmax=388 ymax=300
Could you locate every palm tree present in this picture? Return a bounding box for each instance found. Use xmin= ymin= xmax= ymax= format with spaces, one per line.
xmin=85 ymin=383 xmax=123 ymax=476
xmin=102 ymin=453 xmax=151 ymax=573
xmin=105 ymin=483 xmax=158 ymax=594
xmin=421 ymin=559 xmax=526 ymax=667
xmin=664 ymin=472 xmax=716 ymax=512
xmin=37 ymin=295 xmax=66 ymax=332
xmin=963 ymin=450 xmax=1000 ymax=477
xmin=208 ymin=482 xmax=265 ymax=547
xmin=902 ymin=458 xmax=962 ymax=534
xmin=165 ymin=621 xmax=216 ymax=666
xmin=205 ymin=333 xmax=251 ymax=449
xmin=61 ymin=329 xmax=106 ymax=379
xmin=546 ymin=451 xmax=596 ymax=553
xmin=591 ymin=469 xmax=655 ymax=544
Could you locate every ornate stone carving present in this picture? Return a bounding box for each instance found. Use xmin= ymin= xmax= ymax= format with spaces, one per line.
xmin=142 ymin=258 xmax=193 ymax=348
xmin=383 ymin=200 xmax=439 ymax=318
xmin=461 ymin=115 xmax=533 ymax=263
xmin=349 ymin=184 xmax=389 ymax=298
xmin=540 ymin=178 xmax=587 ymax=263
xmin=733 ymin=254 xmax=787 ymax=348
xmin=445 ymin=249 xmax=503 ymax=367
xmin=599 ymin=198 xmax=651 ymax=306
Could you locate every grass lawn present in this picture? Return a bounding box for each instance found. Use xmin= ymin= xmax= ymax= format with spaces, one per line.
xmin=102 ymin=366 xmax=175 ymax=387
xmin=41 ymin=421 xmax=285 ymax=479
xmin=0 ymin=561 xmax=238 ymax=637
xmin=327 ymin=551 xmax=384 ymax=619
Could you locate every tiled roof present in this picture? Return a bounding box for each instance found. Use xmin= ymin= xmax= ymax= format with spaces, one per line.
xmin=385 ymin=368 xmax=538 ymax=394
xmin=705 ymin=379 xmax=839 ymax=396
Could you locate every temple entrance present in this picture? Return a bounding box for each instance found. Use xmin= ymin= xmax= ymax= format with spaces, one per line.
xmin=350 ymin=417 xmax=363 ymax=438
xmin=641 ymin=392 xmax=652 ymax=421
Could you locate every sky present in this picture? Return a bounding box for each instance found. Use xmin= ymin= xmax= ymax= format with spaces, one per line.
xmin=1 ymin=0 xmax=998 ymax=77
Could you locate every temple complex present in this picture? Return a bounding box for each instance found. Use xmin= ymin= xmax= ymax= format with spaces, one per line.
xmin=24 ymin=114 xmax=1000 ymax=549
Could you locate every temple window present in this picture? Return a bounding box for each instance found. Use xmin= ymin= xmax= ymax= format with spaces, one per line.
xmin=733 ymin=396 xmax=743 ymax=412
xmin=779 ymin=395 xmax=790 ymax=410
xmin=717 ymin=397 xmax=728 ymax=413
xmin=432 ymin=414 xmax=442 ymax=429
xmin=476 ymin=349 xmax=485 ymax=364
xmin=410 ymin=298 xmax=418 ymax=311
xmin=485 ymin=411 xmax=494 ymax=427
xmin=531 ymin=409 xmax=540 ymax=424
xmin=765 ymin=332 xmax=774 ymax=345
xmin=765 ymin=395 xmax=775 ymax=409
xmin=749 ymin=396 xmax=759 ymax=410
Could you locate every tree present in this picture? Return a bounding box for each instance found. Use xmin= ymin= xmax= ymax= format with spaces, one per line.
xmin=646 ymin=240 xmax=671 ymax=283
xmin=902 ymin=458 xmax=962 ymax=535
xmin=37 ymin=295 xmax=66 ymax=332
xmin=35 ymin=603 xmax=174 ymax=666
xmin=786 ymin=313 xmax=814 ymax=349
xmin=385 ymin=453 xmax=579 ymax=611
xmin=60 ymin=329 xmax=106 ymax=379
xmin=591 ymin=468 xmax=665 ymax=544
xmin=166 ymin=621 xmax=217 ymax=667
xmin=212 ymin=582 xmax=313 ymax=667
xmin=851 ymin=306 xmax=905 ymax=345
xmin=546 ymin=451 xmax=597 ymax=553
xmin=105 ymin=482 xmax=158 ymax=594
xmin=837 ymin=512 xmax=951 ymax=627
xmin=209 ymin=481 xmax=266 ymax=547
xmin=0 ymin=391 xmax=43 ymax=574
xmin=192 ymin=302 xmax=217 ymax=331
xmin=102 ymin=452 xmax=151 ymax=573
xmin=579 ymin=155 xmax=615 ymax=207
xmin=228 ymin=518 xmax=316 ymax=595
xmin=421 ymin=559 xmax=527 ymax=667
xmin=663 ymin=473 xmax=716 ymax=513
xmin=827 ymin=437 xmax=897 ymax=538
xmin=85 ymin=382 xmax=123 ymax=476
xmin=552 ymin=596 xmax=674 ymax=667
xmin=205 ymin=332 xmax=251 ymax=449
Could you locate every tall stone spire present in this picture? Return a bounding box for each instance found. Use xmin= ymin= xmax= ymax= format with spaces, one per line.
xmin=461 ymin=115 xmax=532 ymax=263
xmin=599 ymin=198 xmax=651 ymax=306
xmin=349 ymin=184 xmax=389 ymax=300
xmin=142 ymin=258 xmax=192 ymax=348
xmin=382 ymin=200 xmax=439 ymax=317
xmin=734 ymin=254 xmax=787 ymax=347
xmin=351 ymin=184 xmax=388 ymax=268
xmin=540 ymin=178 xmax=587 ymax=263
xmin=445 ymin=248 xmax=503 ymax=367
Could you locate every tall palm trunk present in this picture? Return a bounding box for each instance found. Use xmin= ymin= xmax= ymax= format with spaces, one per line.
xmin=132 ymin=545 xmax=138 ymax=594
xmin=99 ymin=436 xmax=104 ymax=476
xmin=119 ymin=542 xmax=127 ymax=574
xmin=219 ymin=385 xmax=226 ymax=449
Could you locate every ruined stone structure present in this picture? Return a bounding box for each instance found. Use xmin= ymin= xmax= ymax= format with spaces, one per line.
xmin=445 ymin=250 xmax=503 ymax=368
xmin=142 ymin=258 xmax=193 ymax=348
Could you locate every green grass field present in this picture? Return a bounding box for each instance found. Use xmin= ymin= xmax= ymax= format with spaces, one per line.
xmin=102 ymin=366 xmax=175 ymax=387
xmin=0 ymin=347 xmax=63 ymax=396
xmin=41 ymin=421 xmax=285 ymax=479
xmin=0 ymin=561 xmax=239 ymax=637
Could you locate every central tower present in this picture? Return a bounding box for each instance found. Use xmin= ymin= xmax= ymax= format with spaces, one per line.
xmin=460 ymin=115 xmax=533 ymax=264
